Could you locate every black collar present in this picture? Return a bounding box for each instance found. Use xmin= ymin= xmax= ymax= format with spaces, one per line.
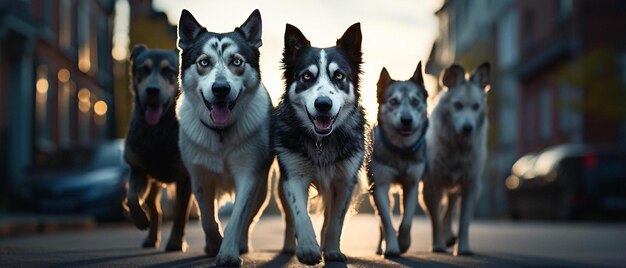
xmin=376 ymin=120 xmax=428 ymax=155
xmin=199 ymin=119 xmax=226 ymax=143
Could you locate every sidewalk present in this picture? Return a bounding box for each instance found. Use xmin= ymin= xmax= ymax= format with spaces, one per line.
xmin=0 ymin=213 xmax=97 ymax=237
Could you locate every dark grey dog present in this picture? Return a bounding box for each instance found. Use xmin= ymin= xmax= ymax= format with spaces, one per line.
xmin=124 ymin=45 xmax=192 ymax=252
xmin=368 ymin=62 xmax=428 ymax=257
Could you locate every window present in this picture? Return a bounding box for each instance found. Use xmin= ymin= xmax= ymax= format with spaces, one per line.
xmin=35 ymin=64 xmax=53 ymax=150
xmin=521 ymin=9 xmax=535 ymax=51
xmin=539 ymin=86 xmax=552 ymax=141
xmin=77 ymin=1 xmax=91 ymax=73
xmin=557 ymin=0 xmax=573 ymax=19
xmin=57 ymin=68 xmax=71 ymax=147
xmin=58 ymin=0 xmax=72 ymax=50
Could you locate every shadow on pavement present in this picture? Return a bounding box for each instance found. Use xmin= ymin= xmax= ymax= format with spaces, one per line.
xmin=145 ymin=255 xmax=210 ymax=268
xmin=50 ymin=249 xmax=165 ymax=268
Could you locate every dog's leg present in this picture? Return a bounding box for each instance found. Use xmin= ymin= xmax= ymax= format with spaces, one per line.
xmin=372 ymin=182 xmax=400 ymax=257
xmin=455 ymin=182 xmax=479 ymax=256
xmin=126 ymin=169 xmax=150 ymax=231
xmin=165 ymin=177 xmax=192 ymax=252
xmin=421 ymin=182 xmax=446 ymax=253
xmin=277 ymin=178 xmax=296 ymax=254
xmin=321 ymin=178 xmax=356 ymax=262
xmin=398 ymin=181 xmax=419 ymax=254
xmin=443 ymin=192 xmax=459 ymax=248
xmin=282 ymin=177 xmax=321 ymax=265
xmin=239 ymin=169 xmax=270 ymax=254
xmin=192 ymin=175 xmax=222 ymax=257
xmin=321 ymin=194 xmax=332 ymax=250
xmin=215 ymin=173 xmax=257 ymax=267
xmin=143 ymin=181 xmax=162 ymax=248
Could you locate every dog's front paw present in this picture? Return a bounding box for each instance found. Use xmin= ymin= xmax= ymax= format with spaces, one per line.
xmin=216 ymin=252 xmax=241 ymax=267
xmin=165 ymin=238 xmax=188 ymax=252
xmin=142 ymin=238 xmax=159 ymax=249
xmin=324 ymin=250 xmax=347 ymax=262
xmin=296 ymin=241 xmax=322 ymax=265
xmin=383 ymin=248 xmax=400 ymax=258
xmin=131 ymin=212 xmax=150 ymax=230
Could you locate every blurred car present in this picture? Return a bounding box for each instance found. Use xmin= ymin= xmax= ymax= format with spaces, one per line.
xmin=506 ymin=144 xmax=626 ymax=220
xmin=16 ymin=139 xmax=129 ymax=221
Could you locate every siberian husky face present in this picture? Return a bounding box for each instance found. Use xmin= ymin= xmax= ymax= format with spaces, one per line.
xmin=376 ymin=62 xmax=428 ymax=136
xmin=177 ymin=9 xmax=262 ymax=127
xmin=438 ymin=63 xmax=491 ymax=137
xmin=281 ymin=23 xmax=362 ymax=136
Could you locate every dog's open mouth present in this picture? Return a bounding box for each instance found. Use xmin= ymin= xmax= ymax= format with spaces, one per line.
xmin=398 ymin=128 xmax=415 ymax=136
xmin=202 ymin=94 xmax=237 ymax=126
xmin=144 ymin=103 xmax=165 ymax=126
xmin=307 ymin=110 xmax=336 ymax=135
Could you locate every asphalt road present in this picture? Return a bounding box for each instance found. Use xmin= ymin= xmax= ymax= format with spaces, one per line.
xmin=0 ymin=214 xmax=624 ymax=267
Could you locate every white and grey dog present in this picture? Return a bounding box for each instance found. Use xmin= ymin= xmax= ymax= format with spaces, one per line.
xmin=176 ymin=9 xmax=272 ymax=266
xmin=368 ymin=62 xmax=428 ymax=257
xmin=419 ymin=62 xmax=490 ymax=256
xmin=273 ymin=23 xmax=366 ymax=265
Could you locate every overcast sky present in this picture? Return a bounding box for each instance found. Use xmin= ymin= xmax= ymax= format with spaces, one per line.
xmin=152 ymin=0 xmax=443 ymax=122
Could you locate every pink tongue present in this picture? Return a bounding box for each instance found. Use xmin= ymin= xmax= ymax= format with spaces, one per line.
xmin=211 ymin=103 xmax=230 ymax=126
xmin=313 ymin=117 xmax=333 ymax=130
xmin=145 ymin=106 xmax=162 ymax=125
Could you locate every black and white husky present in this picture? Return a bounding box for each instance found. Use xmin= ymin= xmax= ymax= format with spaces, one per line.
xmin=419 ymin=62 xmax=490 ymax=256
xmin=368 ymin=62 xmax=428 ymax=257
xmin=176 ymin=9 xmax=272 ymax=266
xmin=272 ymin=23 xmax=366 ymax=265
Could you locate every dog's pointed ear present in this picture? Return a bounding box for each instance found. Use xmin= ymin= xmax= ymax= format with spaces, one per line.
xmin=130 ymin=44 xmax=147 ymax=61
xmin=377 ymin=67 xmax=392 ymax=104
xmin=237 ymin=9 xmax=262 ymax=49
xmin=178 ymin=9 xmax=204 ymax=51
xmin=284 ymin=24 xmax=310 ymax=61
xmin=440 ymin=64 xmax=466 ymax=89
xmin=336 ymin=23 xmax=362 ymax=64
xmin=470 ymin=62 xmax=491 ymax=92
xmin=411 ymin=61 xmax=424 ymax=86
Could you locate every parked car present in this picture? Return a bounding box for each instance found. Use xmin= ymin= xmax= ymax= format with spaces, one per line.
xmin=16 ymin=139 xmax=129 ymax=221
xmin=506 ymin=144 xmax=626 ymax=220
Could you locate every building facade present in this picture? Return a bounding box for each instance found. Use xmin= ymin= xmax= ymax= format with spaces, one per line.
xmin=0 ymin=0 xmax=116 ymax=206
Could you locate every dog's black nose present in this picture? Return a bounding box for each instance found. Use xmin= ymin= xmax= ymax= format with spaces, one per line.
xmin=401 ymin=116 xmax=413 ymax=127
xmin=146 ymin=87 xmax=160 ymax=97
xmin=462 ymin=124 xmax=473 ymax=134
xmin=212 ymin=81 xmax=230 ymax=98
xmin=314 ymin=96 xmax=333 ymax=113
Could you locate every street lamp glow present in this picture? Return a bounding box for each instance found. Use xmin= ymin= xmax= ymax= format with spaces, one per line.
xmin=94 ymin=101 xmax=108 ymax=116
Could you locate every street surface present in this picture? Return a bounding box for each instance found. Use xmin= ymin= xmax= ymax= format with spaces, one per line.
xmin=0 ymin=214 xmax=624 ymax=267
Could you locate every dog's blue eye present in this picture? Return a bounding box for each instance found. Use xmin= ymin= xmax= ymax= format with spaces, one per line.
xmin=198 ymin=59 xmax=209 ymax=68
xmin=232 ymin=59 xmax=243 ymax=67
xmin=389 ymin=99 xmax=398 ymax=106
xmin=411 ymin=98 xmax=420 ymax=106
xmin=454 ymin=101 xmax=463 ymax=110
xmin=302 ymin=72 xmax=312 ymax=81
